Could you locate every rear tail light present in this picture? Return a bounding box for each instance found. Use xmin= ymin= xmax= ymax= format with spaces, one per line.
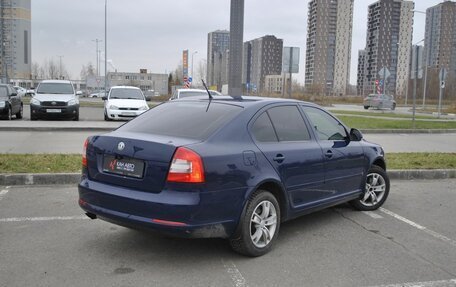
xmin=82 ymin=138 xmax=89 ymax=167
xmin=167 ymin=147 xmax=205 ymax=183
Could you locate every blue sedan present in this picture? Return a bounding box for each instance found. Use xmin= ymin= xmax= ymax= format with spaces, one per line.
xmin=78 ymin=96 xmax=389 ymax=257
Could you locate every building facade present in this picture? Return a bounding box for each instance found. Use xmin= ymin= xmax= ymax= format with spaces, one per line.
xmin=207 ymin=30 xmax=230 ymax=89
xmin=242 ymin=35 xmax=283 ymax=93
xmin=305 ymin=0 xmax=354 ymax=96
xmin=424 ymin=1 xmax=456 ymax=72
xmin=0 ymin=0 xmax=31 ymax=83
xmin=357 ymin=50 xmax=367 ymax=95
xmin=264 ymin=74 xmax=290 ymax=94
xmin=358 ymin=0 xmax=414 ymax=97
xmin=106 ymin=71 xmax=168 ymax=95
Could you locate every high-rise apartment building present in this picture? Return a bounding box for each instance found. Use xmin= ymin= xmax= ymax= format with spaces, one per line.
xmin=242 ymin=35 xmax=283 ymax=93
xmin=207 ymin=30 xmax=230 ymax=89
xmin=358 ymin=0 xmax=414 ymax=96
xmin=0 ymin=0 xmax=31 ymax=82
xmin=305 ymin=0 xmax=354 ymax=96
xmin=357 ymin=50 xmax=367 ymax=95
xmin=424 ymin=1 xmax=456 ymax=73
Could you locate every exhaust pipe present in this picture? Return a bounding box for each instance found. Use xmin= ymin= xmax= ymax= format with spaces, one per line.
xmin=85 ymin=212 xmax=97 ymax=220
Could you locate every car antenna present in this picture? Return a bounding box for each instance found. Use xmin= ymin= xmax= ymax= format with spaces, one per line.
xmin=201 ymin=79 xmax=213 ymax=100
xmin=201 ymin=79 xmax=213 ymax=112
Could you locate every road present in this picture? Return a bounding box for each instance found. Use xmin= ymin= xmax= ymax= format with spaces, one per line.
xmin=0 ymin=130 xmax=455 ymax=154
xmin=1 ymin=180 xmax=455 ymax=287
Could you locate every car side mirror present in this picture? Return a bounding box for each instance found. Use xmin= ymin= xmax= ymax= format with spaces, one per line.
xmin=350 ymin=128 xmax=363 ymax=142
xmin=101 ymin=96 xmax=107 ymax=101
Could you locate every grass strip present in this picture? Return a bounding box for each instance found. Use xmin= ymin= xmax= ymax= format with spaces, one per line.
xmin=338 ymin=115 xmax=456 ymax=129
xmin=0 ymin=153 xmax=455 ymax=174
xmin=332 ymin=110 xmax=439 ymax=120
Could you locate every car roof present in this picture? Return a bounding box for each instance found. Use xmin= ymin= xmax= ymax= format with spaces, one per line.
xmin=111 ymin=86 xmax=141 ymax=90
xmin=171 ymin=95 xmax=320 ymax=110
xmin=40 ymin=80 xmax=72 ymax=84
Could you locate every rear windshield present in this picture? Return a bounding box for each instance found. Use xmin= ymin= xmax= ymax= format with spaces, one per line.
xmin=110 ymin=88 xmax=144 ymax=100
xmin=37 ymin=83 xmax=74 ymax=94
xmin=119 ymin=101 xmax=243 ymax=140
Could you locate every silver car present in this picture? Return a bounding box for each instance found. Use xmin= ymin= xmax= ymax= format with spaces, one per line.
xmin=363 ymin=94 xmax=396 ymax=110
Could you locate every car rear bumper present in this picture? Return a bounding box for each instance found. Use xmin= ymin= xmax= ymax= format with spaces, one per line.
xmin=78 ymin=177 xmax=246 ymax=238
xmin=31 ymin=104 xmax=79 ymax=119
xmin=106 ymin=109 xmax=146 ymax=120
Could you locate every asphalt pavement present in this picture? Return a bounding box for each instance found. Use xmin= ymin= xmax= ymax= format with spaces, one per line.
xmin=1 ymin=180 xmax=455 ymax=287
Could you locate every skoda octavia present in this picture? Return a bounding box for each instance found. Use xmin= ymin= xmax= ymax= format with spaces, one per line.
xmin=79 ymin=96 xmax=390 ymax=256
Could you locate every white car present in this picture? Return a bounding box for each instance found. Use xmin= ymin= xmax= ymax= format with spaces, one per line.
xmin=103 ymin=86 xmax=149 ymax=121
xmin=13 ymin=86 xmax=27 ymax=97
xmin=170 ymin=89 xmax=209 ymax=100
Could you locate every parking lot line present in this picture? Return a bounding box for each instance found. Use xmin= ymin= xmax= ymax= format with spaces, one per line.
xmin=380 ymin=208 xmax=456 ymax=248
xmin=362 ymin=211 xmax=384 ymax=219
xmin=0 ymin=189 xmax=9 ymax=201
xmin=221 ymin=259 xmax=248 ymax=287
xmin=0 ymin=215 xmax=88 ymax=223
xmin=366 ymin=278 xmax=456 ymax=287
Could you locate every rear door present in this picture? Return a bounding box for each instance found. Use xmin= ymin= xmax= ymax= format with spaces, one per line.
xmin=301 ymin=106 xmax=365 ymax=196
xmin=250 ymin=105 xmax=327 ymax=209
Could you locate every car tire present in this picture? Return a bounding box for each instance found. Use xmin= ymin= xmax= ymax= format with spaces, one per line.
xmin=104 ymin=110 xmax=111 ymax=121
xmin=364 ymin=106 xmax=369 ymax=110
xmin=391 ymin=103 xmax=396 ymax=111
xmin=73 ymin=113 xmax=79 ymax=121
xmin=6 ymin=107 xmax=12 ymax=120
xmin=16 ymin=104 xmax=23 ymax=119
xmin=229 ymin=190 xmax=280 ymax=257
xmin=350 ymin=165 xmax=390 ymax=211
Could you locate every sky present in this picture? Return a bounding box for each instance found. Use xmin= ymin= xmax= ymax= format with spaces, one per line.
xmin=32 ymin=0 xmax=443 ymax=85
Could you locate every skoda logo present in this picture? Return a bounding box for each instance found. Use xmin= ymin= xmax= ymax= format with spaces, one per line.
xmin=117 ymin=142 xmax=125 ymax=151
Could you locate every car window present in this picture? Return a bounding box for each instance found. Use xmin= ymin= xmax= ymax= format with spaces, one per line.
xmin=110 ymin=89 xmax=144 ymax=100
xmin=119 ymin=101 xmax=243 ymax=140
xmin=302 ymin=106 xmax=347 ymax=141
xmin=267 ymin=106 xmax=311 ymax=142
xmin=36 ymin=83 xmax=74 ymax=94
xmin=0 ymin=86 xmax=7 ymax=98
xmin=251 ymin=112 xmax=278 ymax=142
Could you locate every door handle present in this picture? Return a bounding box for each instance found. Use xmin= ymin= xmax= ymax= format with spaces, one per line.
xmin=273 ymin=154 xmax=285 ymax=163
xmin=325 ymin=150 xmax=333 ymax=158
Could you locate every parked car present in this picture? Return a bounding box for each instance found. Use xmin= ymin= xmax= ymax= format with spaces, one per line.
xmin=103 ymin=86 xmax=149 ymax=121
xmin=26 ymin=88 xmax=35 ymax=97
xmin=13 ymin=86 xmax=27 ymax=97
xmin=30 ymin=80 xmax=80 ymax=121
xmin=144 ymin=90 xmax=160 ymax=101
xmin=363 ymin=94 xmax=396 ymax=110
xmin=79 ymin=95 xmax=390 ymax=257
xmin=0 ymin=84 xmax=23 ymax=120
xmin=89 ymin=91 xmax=106 ymax=98
xmin=170 ymin=88 xmax=208 ymax=100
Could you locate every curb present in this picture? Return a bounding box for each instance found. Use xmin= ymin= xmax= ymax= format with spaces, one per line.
xmin=1 ymin=170 xmax=455 ymax=186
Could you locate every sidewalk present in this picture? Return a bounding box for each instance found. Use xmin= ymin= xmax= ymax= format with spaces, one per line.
xmin=1 ymin=170 xmax=455 ymax=186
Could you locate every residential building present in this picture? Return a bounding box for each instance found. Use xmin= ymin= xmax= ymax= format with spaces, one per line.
xmin=359 ymin=0 xmax=414 ymax=97
xmin=207 ymin=30 xmax=230 ymax=89
xmin=424 ymin=1 xmax=456 ymax=75
xmin=357 ymin=50 xmax=367 ymax=95
xmin=305 ymin=0 xmax=354 ymax=96
xmin=0 ymin=0 xmax=31 ymax=83
xmin=106 ymin=70 xmax=168 ymax=95
xmin=242 ymin=35 xmax=283 ymax=93
xmin=264 ymin=74 xmax=290 ymax=94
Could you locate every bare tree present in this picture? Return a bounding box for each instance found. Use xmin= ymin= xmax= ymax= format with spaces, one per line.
xmin=197 ymin=60 xmax=207 ymax=83
xmin=80 ymin=62 xmax=96 ymax=80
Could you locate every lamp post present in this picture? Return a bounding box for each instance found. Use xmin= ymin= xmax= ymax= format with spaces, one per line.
xmin=92 ymin=39 xmax=102 ymax=76
xmin=104 ymin=0 xmax=108 ymax=94
xmin=191 ymin=51 xmax=198 ymax=83
xmin=58 ymin=55 xmax=64 ymax=79
xmin=412 ymin=9 xmax=427 ymax=109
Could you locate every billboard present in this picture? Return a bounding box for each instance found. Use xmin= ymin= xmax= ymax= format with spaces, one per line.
xmin=183 ymin=50 xmax=189 ymax=79
xmin=282 ymin=47 xmax=300 ymax=74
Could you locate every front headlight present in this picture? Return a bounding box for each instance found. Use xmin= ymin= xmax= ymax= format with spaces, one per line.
xmin=139 ymin=105 xmax=149 ymax=111
xmin=30 ymin=98 xmax=41 ymax=105
xmin=0 ymin=101 xmax=5 ymax=108
xmin=109 ymin=105 xmax=119 ymax=110
xmin=67 ymin=99 xmax=78 ymax=106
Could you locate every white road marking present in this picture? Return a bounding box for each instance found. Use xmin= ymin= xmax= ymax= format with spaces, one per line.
xmin=366 ymin=278 xmax=456 ymax=287
xmin=380 ymin=208 xmax=456 ymax=248
xmin=363 ymin=211 xmax=384 ymax=219
xmin=0 ymin=216 xmax=89 ymax=222
xmin=0 ymin=189 xmax=9 ymax=201
xmin=221 ymin=259 xmax=248 ymax=287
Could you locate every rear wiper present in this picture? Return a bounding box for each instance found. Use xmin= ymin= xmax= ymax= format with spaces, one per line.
xmin=202 ymin=79 xmax=213 ymax=112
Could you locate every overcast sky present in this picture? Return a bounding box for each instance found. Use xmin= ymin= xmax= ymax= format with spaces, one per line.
xmin=32 ymin=0 xmax=442 ymax=84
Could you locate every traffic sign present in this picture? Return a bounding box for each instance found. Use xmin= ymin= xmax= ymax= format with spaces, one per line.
xmin=188 ymin=77 xmax=192 ymax=83
xmin=441 ymin=81 xmax=446 ymax=89
xmin=378 ymin=67 xmax=391 ymax=79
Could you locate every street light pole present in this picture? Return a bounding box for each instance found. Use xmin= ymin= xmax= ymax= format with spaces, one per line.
xmin=104 ymin=0 xmax=108 ymax=94
xmin=92 ymin=39 xmax=102 ymax=76
xmin=58 ymin=55 xmax=64 ymax=79
xmin=191 ymin=51 xmax=198 ymax=83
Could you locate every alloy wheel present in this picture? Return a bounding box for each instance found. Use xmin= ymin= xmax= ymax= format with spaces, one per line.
xmin=361 ymin=173 xmax=386 ymax=207
xmin=250 ymin=200 xmax=277 ymax=248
